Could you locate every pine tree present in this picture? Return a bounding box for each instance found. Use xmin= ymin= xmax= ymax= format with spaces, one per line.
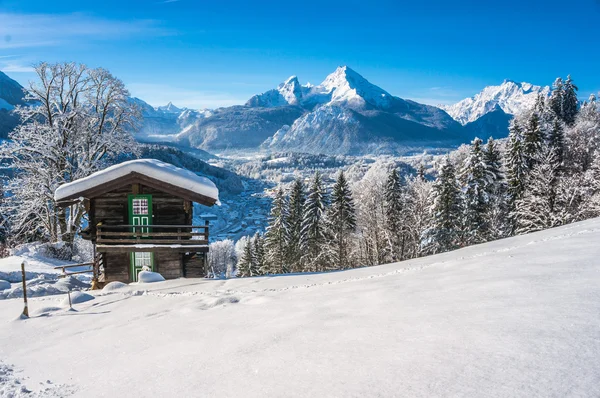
xmin=416 ymin=163 xmax=427 ymax=182
xmin=237 ymin=237 xmax=257 ymax=277
xmin=505 ymin=119 xmax=528 ymax=223
xmin=254 ymin=232 xmax=267 ymax=275
xmin=523 ymin=103 xmax=544 ymax=170
xmin=424 ymin=157 xmax=462 ymax=254
xmin=300 ymin=171 xmax=328 ymax=272
xmin=459 ymin=138 xmax=491 ymax=244
xmin=384 ymin=168 xmax=406 ymax=261
xmin=547 ymin=116 xmax=565 ymax=167
xmin=549 ymin=77 xmax=564 ymax=119
xmin=286 ymin=178 xmax=306 ymax=272
xmin=264 ymin=187 xmax=290 ymax=274
xmin=562 ymin=75 xmax=579 ymax=126
xmin=484 ymin=137 xmax=509 ymax=239
xmin=325 ymin=171 xmax=357 ymax=270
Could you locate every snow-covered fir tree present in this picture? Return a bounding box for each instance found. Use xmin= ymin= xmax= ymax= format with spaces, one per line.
xmin=459 ymin=138 xmax=491 ymax=245
xmin=265 ymin=187 xmax=290 ymax=274
xmin=286 ymin=178 xmax=306 ymax=272
xmin=300 ymin=171 xmax=328 ymax=272
xmin=547 ymin=116 xmax=565 ymax=167
xmin=562 ymin=75 xmax=579 ymax=126
xmin=505 ymin=118 xmax=528 ymax=229
xmin=523 ymin=102 xmax=545 ymax=170
xmin=237 ymin=236 xmax=258 ymax=277
xmin=324 ymin=171 xmax=356 ymax=270
xmin=549 ymin=77 xmax=564 ymax=119
xmin=384 ymin=168 xmax=407 ymax=261
xmin=424 ymin=157 xmax=463 ymax=254
xmin=483 ymin=137 xmax=509 ymax=239
xmin=254 ymin=232 xmax=267 ymax=275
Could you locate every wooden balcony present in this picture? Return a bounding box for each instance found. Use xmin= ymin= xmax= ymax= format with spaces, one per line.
xmin=96 ymin=224 xmax=209 ymax=253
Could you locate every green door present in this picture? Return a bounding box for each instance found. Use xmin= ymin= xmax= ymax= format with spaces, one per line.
xmin=130 ymin=252 xmax=154 ymax=282
xmin=128 ymin=194 xmax=154 ymax=281
xmin=128 ymin=194 xmax=152 ymax=236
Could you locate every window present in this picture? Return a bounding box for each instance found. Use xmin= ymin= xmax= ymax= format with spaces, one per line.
xmin=132 ymin=199 xmax=149 ymax=215
xmin=134 ymin=252 xmax=152 ymax=268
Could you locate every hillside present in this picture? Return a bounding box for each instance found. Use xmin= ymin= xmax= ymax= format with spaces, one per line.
xmin=1 ymin=218 xmax=599 ymax=397
xmin=0 ymin=71 xmax=26 ymax=139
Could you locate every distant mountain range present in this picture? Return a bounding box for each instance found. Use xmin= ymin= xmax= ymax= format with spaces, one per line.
xmin=441 ymin=80 xmax=551 ymax=139
xmin=0 ymin=67 xmax=552 ymax=155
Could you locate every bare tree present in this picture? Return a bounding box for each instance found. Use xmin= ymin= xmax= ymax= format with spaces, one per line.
xmin=0 ymin=62 xmax=140 ymax=245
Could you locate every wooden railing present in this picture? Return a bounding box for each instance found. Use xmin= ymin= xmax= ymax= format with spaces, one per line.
xmin=96 ymin=224 xmax=209 ymax=245
xmin=53 ymin=262 xmax=95 ymax=277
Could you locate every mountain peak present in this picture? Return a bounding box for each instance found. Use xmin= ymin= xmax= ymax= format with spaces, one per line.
xmin=442 ymin=80 xmax=550 ymax=125
xmin=157 ymin=102 xmax=182 ymax=113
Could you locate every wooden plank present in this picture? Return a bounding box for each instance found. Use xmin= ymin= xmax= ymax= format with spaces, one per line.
xmin=97 ymin=239 xmax=208 ymax=245
xmin=98 ymin=232 xmax=205 ymax=237
xmin=99 ymin=224 xmax=209 ymax=229
xmin=97 ymin=245 xmax=209 ymax=253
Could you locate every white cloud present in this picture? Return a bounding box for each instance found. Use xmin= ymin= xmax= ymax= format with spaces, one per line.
xmin=127 ymin=83 xmax=247 ymax=109
xmin=0 ymin=12 xmax=170 ymax=49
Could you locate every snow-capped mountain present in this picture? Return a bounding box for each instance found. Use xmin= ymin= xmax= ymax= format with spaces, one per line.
xmin=178 ymin=66 xmax=465 ymax=155
xmin=442 ymin=80 xmax=550 ymax=125
xmin=246 ymin=66 xmax=395 ymax=111
xmin=157 ymin=102 xmax=183 ymax=114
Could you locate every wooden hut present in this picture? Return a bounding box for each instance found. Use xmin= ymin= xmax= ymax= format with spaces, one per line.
xmin=54 ymin=159 xmax=220 ymax=284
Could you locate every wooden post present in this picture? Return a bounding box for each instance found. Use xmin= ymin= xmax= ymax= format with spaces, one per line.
xmin=67 ymin=290 xmax=73 ymax=310
xmin=21 ymin=261 xmax=29 ymax=318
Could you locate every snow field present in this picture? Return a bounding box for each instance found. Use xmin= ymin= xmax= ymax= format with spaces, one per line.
xmin=0 ymin=218 xmax=599 ymax=397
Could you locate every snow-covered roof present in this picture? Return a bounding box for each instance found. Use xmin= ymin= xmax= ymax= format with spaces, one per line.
xmin=54 ymin=159 xmax=220 ymax=205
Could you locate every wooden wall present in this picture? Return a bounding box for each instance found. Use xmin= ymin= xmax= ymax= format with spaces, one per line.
xmin=183 ymin=253 xmax=207 ymax=278
xmin=102 ymin=252 xmax=130 ymax=283
xmin=93 ymin=182 xmax=196 ymax=282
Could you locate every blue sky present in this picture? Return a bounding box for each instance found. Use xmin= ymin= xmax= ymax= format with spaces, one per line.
xmin=1 ymin=0 xmax=599 ymax=108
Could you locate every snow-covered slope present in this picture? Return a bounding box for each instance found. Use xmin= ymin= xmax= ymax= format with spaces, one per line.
xmin=442 ymin=80 xmax=550 ymax=125
xmin=2 ymin=218 xmax=600 ymax=397
xmin=0 ymin=71 xmax=26 ymax=138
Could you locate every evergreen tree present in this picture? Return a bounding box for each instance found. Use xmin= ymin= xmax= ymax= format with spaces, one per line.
xmin=459 ymin=138 xmax=490 ymax=244
xmin=549 ymin=77 xmax=564 ymax=119
xmin=484 ymin=137 xmax=509 ymax=239
xmin=300 ymin=171 xmax=328 ymax=272
xmin=237 ymin=237 xmax=257 ymax=277
xmin=254 ymin=232 xmax=267 ymax=275
xmin=416 ymin=163 xmax=427 ymax=182
xmin=384 ymin=168 xmax=406 ymax=261
xmin=505 ymin=119 xmax=528 ymax=218
xmin=325 ymin=171 xmax=357 ymax=269
xmin=264 ymin=187 xmax=290 ymax=274
xmin=523 ymin=104 xmax=544 ymax=170
xmin=547 ymin=116 xmax=565 ymax=167
xmin=562 ymin=75 xmax=579 ymax=126
xmin=424 ymin=157 xmax=462 ymax=254
xmin=286 ymin=178 xmax=306 ymax=272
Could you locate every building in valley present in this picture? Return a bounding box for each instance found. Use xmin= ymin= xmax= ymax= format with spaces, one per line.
xmin=54 ymin=159 xmax=220 ymax=284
